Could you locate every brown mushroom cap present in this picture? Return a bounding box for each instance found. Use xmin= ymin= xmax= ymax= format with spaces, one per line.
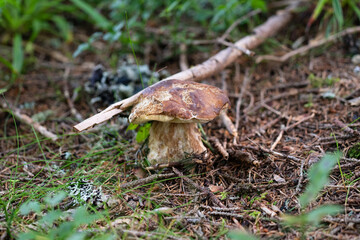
xmin=129 ymin=79 xmax=230 ymax=124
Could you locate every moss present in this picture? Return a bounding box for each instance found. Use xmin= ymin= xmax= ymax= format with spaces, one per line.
xmin=348 ymin=143 xmax=360 ymax=159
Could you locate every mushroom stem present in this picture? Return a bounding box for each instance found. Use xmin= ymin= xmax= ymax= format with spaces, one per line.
xmin=147 ymin=122 xmax=206 ymax=164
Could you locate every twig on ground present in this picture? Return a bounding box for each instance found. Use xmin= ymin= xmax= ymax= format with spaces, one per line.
xmin=246 ymin=88 xmax=319 ymax=115
xmin=295 ymin=158 xmax=306 ymax=192
xmin=235 ymin=69 xmax=251 ymax=131
xmin=270 ymin=125 xmax=285 ymax=151
xmin=217 ymin=38 xmax=254 ymax=56
xmin=209 ymin=137 xmax=229 ymax=160
xmin=1 ymin=101 xmax=58 ymax=141
xmin=334 ymin=119 xmax=360 ymax=136
xmin=319 ymin=134 xmax=356 ymax=143
xmin=208 ymin=211 xmax=244 ymax=219
xmin=220 ymin=112 xmax=238 ymax=140
xmin=145 ymin=162 xmax=183 ymax=171
xmin=324 ymin=217 xmax=360 ymax=224
xmin=120 ymin=173 xmax=175 ymax=188
xmin=163 ymin=4 xmax=297 ymax=81
xmin=245 ymin=140 xmax=303 ymax=163
xmin=63 ymin=67 xmax=83 ymax=122
xmin=179 ymin=43 xmax=189 ymax=71
xmin=200 ymin=205 xmax=241 ymax=211
xmin=256 ymin=26 xmax=360 ymax=63
xmin=172 ymin=167 xmax=226 ymax=207
xmin=227 ymin=149 xmax=260 ymax=166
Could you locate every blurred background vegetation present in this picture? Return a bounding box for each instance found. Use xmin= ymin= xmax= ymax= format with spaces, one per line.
xmin=0 ymin=0 xmax=359 ymax=84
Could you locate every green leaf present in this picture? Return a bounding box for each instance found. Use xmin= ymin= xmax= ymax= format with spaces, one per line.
xmin=12 ymin=33 xmax=24 ymax=74
xmin=349 ymin=1 xmax=360 ymax=20
xmin=283 ymin=204 xmax=342 ymax=228
xmin=73 ymin=42 xmax=90 ymax=58
xmin=0 ymin=88 xmax=8 ymax=94
xmin=126 ymin=122 xmax=138 ymax=131
xmin=73 ymin=206 xmax=102 ymax=226
xmin=93 ymin=234 xmax=117 ymax=240
xmin=44 ymin=191 xmax=67 ymax=207
xmin=67 ymin=232 xmax=88 ymax=240
xmin=19 ymin=200 xmax=41 ymax=215
xmin=306 ymin=205 xmax=342 ymax=225
xmin=299 ymin=151 xmax=342 ymax=208
xmin=228 ymin=230 xmax=260 ymax=240
xmin=53 ymin=15 xmax=73 ymax=42
xmin=17 ymin=231 xmax=37 ymax=240
xmin=0 ymin=55 xmax=16 ymax=73
xmin=136 ymin=122 xmax=151 ymax=143
xmin=38 ymin=209 xmax=63 ymax=227
xmin=312 ymin=0 xmax=328 ymax=21
xmin=70 ymin=0 xmax=111 ymax=30
xmin=332 ymin=0 xmax=343 ymax=27
xmin=250 ymin=0 xmax=267 ymax=11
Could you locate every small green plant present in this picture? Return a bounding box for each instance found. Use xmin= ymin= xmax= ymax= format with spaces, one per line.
xmin=228 ymin=152 xmax=343 ymax=240
xmin=282 ymin=152 xmax=343 ymax=238
xmin=127 ymin=122 xmax=151 ymax=143
xmin=347 ymin=143 xmax=360 ymax=159
xmin=308 ymin=73 xmax=340 ymax=88
xmin=304 ymin=94 xmax=314 ymax=108
xmin=18 ymin=191 xmax=114 ymax=240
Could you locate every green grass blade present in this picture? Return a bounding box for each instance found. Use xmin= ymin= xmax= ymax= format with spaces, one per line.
xmin=332 ymin=0 xmax=343 ymax=27
xmin=299 ymin=151 xmax=342 ymax=208
xmin=0 ymin=55 xmax=16 ymax=73
xmin=12 ymin=33 xmax=24 ymax=74
xmin=70 ymin=0 xmax=111 ymax=30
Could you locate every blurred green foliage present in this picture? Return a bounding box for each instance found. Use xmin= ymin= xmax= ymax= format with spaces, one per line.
xmin=307 ymin=0 xmax=360 ymax=34
xmin=0 ymin=0 xmax=111 ymax=78
xmin=73 ymin=0 xmax=266 ymax=57
xmin=18 ymin=191 xmax=114 ymax=240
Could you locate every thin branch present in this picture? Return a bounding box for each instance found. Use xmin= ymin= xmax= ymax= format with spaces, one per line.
xmin=256 ymin=26 xmax=360 ymax=63
xmin=172 ymin=167 xmax=226 ymax=208
xmin=1 ymin=101 xmax=58 ymax=141
xmin=120 ymin=173 xmax=175 ymax=188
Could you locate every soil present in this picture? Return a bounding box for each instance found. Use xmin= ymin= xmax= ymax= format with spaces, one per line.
xmin=1 ymin=37 xmax=360 ymax=239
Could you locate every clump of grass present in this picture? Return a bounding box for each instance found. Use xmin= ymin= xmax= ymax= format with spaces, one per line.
xmin=308 ymin=73 xmax=340 ymax=88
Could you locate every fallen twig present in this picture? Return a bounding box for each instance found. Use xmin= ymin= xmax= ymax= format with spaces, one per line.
xmin=120 ymin=173 xmax=175 ymax=188
xmin=209 ymin=137 xmax=229 ymax=160
xmin=334 ymin=119 xmax=360 ymax=136
xmin=235 ymin=69 xmax=251 ymax=131
xmin=227 ymin=149 xmax=260 ymax=166
xmin=164 ymin=4 xmax=297 ymax=82
xmin=256 ymin=26 xmax=360 ymax=63
xmin=172 ymin=167 xmax=225 ymax=207
xmin=1 ymin=101 xmax=58 ymax=141
xmin=63 ymin=67 xmax=83 ymax=122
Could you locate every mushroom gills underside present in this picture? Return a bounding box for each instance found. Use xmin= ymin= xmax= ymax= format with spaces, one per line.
xmin=147 ymin=122 xmax=206 ymax=164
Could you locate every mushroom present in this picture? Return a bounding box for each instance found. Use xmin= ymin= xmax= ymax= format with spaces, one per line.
xmin=74 ymin=79 xmax=229 ymax=164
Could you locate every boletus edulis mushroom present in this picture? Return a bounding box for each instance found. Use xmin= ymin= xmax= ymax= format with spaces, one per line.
xmin=74 ymin=79 xmax=229 ymax=165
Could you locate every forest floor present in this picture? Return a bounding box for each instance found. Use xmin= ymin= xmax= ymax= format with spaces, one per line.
xmin=1 ymin=32 xmax=360 ymax=239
